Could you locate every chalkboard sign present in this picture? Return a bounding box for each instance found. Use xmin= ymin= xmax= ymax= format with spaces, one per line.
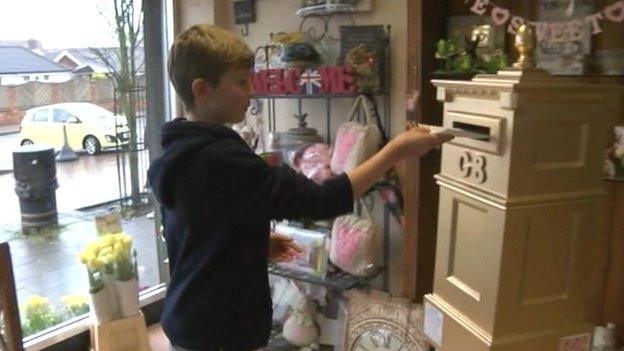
xmin=340 ymin=25 xmax=387 ymax=93
xmin=234 ymin=0 xmax=256 ymax=25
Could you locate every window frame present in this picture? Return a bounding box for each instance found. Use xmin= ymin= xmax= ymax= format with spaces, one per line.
xmin=13 ymin=0 xmax=174 ymax=348
xmin=22 ymin=285 xmax=166 ymax=350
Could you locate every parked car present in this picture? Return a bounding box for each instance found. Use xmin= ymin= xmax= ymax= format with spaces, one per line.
xmin=19 ymin=102 xmax=130 ymax=155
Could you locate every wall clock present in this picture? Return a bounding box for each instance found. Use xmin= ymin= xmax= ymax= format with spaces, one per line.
xmin=343 ymin=290 xmax=430 ymax=351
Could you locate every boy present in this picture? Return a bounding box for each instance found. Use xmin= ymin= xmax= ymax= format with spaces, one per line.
xmin=148 ymin=24 xmax=452 ymax=351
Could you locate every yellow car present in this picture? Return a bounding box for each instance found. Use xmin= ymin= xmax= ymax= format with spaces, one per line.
xmin=19 ymin=102 xmax=131 ymax=155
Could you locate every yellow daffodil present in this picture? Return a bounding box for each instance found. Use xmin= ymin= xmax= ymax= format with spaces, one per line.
xmin=60 ymin=294 xmax=88 ymax=308
xmin=78 ymin=233 xmax=136 ymax=283
xmin=22 ymin=295 xmax=54 ymax=316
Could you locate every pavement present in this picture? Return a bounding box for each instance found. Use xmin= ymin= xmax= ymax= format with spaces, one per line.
xmin=0 ymin=130 xmax=160 ymax=316
xmin=0 ymin=208 xmax=160 ymax=313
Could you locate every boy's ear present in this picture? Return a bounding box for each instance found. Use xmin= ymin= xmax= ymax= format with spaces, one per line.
xmin=191 ymin=78 xmax=214 ymax=101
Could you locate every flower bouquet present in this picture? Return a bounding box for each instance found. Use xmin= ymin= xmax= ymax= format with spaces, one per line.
xmin=79 ymin=233 xmax=138 ymax=324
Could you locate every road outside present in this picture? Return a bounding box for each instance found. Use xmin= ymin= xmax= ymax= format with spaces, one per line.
xmin=0 ymin=131 xmax=160 ymax=321
xmin=0 ymin=132 xmax=148 ymax=226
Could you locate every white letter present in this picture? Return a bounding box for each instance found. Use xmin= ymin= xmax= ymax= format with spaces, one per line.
xmin=534 ymin=22 xmax=549 ymax=42
xmin=507 ymin=16 xmax=526 ymax=35
xmin=491 ymin=6 xmax=510 ymax=25
xmin=585 ymin=12 xmax=604 ymax=34
xmin=565 ymin=20 xmax=584 ymax=41
xmin=604 ymin=1 xmax=624 ymax=23
xmin=470 ymin=0 xmax=490 ymax=15
xmin=549 ymin=22 xmax=566 ymax=43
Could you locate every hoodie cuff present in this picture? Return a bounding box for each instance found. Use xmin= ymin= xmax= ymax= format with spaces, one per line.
xmin=324 ymin=173 xmax=354 ymax=215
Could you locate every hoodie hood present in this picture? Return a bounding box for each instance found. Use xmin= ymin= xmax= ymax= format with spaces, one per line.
xmin=148 ymin=118 xmax=241 ymax=208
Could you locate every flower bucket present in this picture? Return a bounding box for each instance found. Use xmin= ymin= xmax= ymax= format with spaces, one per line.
xmin=115 ymin=278 xmax=139 ymax=318
xmin=103 ymin=273 xmax=121 ymax=319
xmin=89 ymin=288 xmax=117 ymax=324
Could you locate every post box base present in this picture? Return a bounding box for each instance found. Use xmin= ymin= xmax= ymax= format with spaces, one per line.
xmin=424 ymin=295 xmax=593 ymax=351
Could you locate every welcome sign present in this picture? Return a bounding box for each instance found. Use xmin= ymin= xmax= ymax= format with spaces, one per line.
xmin=250 ymin=66 xmax=356 ymax=95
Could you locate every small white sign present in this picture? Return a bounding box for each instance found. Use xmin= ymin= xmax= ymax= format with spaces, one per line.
xmin=423 ymin=301 xmax=444 ymax=347
xmin=559 ymin=333 xmax=591 ymax=351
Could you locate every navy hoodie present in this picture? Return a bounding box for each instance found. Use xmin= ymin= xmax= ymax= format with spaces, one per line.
xmin=147 ymin=118 xmax=353 ymax=350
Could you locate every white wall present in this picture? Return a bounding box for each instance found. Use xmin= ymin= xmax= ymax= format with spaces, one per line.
xmin=0 ymin=72 xmax=72 ymax=86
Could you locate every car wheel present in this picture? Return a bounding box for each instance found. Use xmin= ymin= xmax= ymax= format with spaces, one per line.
xmin=83 ymin=136 xmax=101 ymax=155
xmin=20 ymin=139 xmax=34 ymax=146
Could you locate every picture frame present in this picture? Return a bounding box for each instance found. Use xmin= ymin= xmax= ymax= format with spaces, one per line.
xmin=274 ymin=222 xmax=329 ymax=278
xmin=536 ymin=0 xmax=594 ymax=75
xmin=234 ymin=0 xmax=256 ymax=25
xmin=297 ymin=0 xmax=373 ymax=16
xmin=94 ymin=212 xmax=122 ymax=236
xmin=446 ymin=15 xmax=506 ymax=56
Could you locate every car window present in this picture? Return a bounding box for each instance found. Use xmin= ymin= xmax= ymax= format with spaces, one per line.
xmin=32 ymin=110 xmax=49 ymax=122
xmin=53 ymin=109 xmax=71 ymax=123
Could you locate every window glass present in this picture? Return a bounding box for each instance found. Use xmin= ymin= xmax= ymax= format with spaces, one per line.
xmin=0 ymin=0 xmax=167 ymax=343
xmin=53 ymin=109 xmax=71 ymax=123
xmin=32 ymin=110 xmax=49 ymax=122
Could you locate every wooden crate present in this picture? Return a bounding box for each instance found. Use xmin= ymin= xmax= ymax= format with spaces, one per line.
xmin=90 ymin=313 xmax=149 ymax=351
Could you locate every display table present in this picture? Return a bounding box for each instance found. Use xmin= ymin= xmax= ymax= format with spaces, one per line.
xmin=422 ymin=68 xmax=621 ymax=351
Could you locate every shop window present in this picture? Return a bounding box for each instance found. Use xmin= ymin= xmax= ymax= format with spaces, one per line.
xmin=0 ymin=0 xmax=171 ymax=346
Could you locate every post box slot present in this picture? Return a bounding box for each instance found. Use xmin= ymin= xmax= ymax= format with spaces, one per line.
xmin=452 ymin=122 xmax=491 ymax=141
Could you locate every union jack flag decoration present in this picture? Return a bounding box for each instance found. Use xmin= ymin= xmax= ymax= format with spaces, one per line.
xmin=299 ymin=69 xmax=322 ymax=95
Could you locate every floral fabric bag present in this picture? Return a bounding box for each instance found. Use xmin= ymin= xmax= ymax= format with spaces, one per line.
xmin=330 ymin=95 xmax=382 ymax=174
xmin=329 ymin=202 xmax=379 ymax=276
xmin=292 ymin=143 xmax=334 ymax=184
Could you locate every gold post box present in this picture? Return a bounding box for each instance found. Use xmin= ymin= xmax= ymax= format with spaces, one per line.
xmin=422 ymin=66 xmax=622 ymax=351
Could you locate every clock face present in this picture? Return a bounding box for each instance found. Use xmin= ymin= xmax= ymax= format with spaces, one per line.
xmin=352 ymin=328 xmax=407 ymax=351
xmin=344 ymin=291 xmax=429 ymax=351
xmin=348 ymin=321 xmax=426 ymax=351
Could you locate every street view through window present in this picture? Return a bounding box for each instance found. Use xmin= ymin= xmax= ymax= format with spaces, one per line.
xmin=0 ymin=0 xmax=161 ymax=341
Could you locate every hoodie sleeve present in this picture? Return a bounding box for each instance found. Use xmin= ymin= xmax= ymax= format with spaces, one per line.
xmin=203 ymin=139 xmax=353 ymax=221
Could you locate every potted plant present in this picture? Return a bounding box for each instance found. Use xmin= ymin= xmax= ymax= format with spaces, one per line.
xmin=110 ymin=233 xmax=139 ymax=318
xmin=20 ymin=295 xmax=59 ymax=337
xmin=79 ymin=233 xmax=138 ymax=323
xmin=79 ymin=241 xmax=119 ymax=323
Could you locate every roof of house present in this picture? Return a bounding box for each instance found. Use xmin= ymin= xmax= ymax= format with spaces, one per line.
xmin=0 ymin=46 xmax=71 ymax=75
xmin=44 ymin=47 xmax=145 ymax=74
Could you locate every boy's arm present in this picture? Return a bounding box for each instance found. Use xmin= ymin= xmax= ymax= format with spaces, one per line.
xmin=347 ymin=126 xmax=453 ymax=198
xmin=205 ymin=127 xmax=451 ymax=222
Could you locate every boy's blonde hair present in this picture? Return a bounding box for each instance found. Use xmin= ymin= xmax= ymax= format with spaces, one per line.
xmin=167 ymin=24 xmax=254 ymax=111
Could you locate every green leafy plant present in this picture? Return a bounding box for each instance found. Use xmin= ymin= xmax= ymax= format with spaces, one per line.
xmin=435 ymin=37 xmax=509 ymax=74
xmin=435 ymin=39 xmax=459 ymax=72
xmin=453 ymin=52 xmax=474 ymax=74
xmin=60 ymin=294 xmax=90 ymax=319
xmin=481 ymin=50 xmax=510 ymax=74
xmin=20 ymin=295 xmax=60 ymax=337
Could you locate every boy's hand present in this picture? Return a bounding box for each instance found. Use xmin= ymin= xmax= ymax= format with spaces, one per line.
xmin=268 ymin=233 xmax=303 ymax=263
xmin=391 ymin=126 xmax=454 ymax=159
